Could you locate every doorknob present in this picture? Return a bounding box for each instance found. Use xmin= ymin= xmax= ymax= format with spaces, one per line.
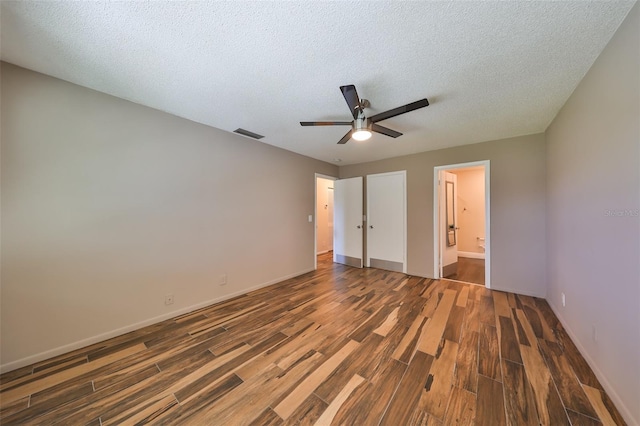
xmin=356 ymin=225 xmax=361 ymax=229
xmin=369 ymin=225 xmax=374 ymax=229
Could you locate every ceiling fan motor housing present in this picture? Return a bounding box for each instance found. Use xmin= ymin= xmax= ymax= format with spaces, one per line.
xmin=354 ymin=114 xmax=369 ymax=131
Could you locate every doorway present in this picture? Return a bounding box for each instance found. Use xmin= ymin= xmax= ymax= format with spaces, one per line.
xmin=433 ymin=161 xmax=490 ymax=288
xmin=317 ymin=172 xmax=406 ymax=273
xmin=314 ymin=174 xmax=337 ymax=270
xmin=316 ymin=177 xmax=335 ymax=255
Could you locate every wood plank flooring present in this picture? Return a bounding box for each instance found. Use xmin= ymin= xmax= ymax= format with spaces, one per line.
xmin=448 ymin=256 xmax=485 ymax=286
xmin=0 ymin=253 xmax=626 ymax=425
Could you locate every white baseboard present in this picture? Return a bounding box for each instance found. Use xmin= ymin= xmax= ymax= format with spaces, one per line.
xmin=458 ymin=251 xmax=485 ymax=259
xmin=0 ymin=268 xmax=314 ymax=374
xmin=316 ymin=249 xmax=331 ymax=255
xmin=547 ymin=301 xmax=637 ymax=426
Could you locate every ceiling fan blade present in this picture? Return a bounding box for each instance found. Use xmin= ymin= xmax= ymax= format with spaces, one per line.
xmin=340 ymin=85 xmax=361 ymax=119
xmin=337 ymin=130 xmax=353 ymax=144
xmin=371 ymin=123 xmax=403 ymax=138
xmin=300 ymin=121 xmax=353 ymax=126
xmin=369 ymin=98 xmax=429 ymax=123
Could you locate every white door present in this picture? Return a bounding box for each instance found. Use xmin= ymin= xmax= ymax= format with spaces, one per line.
xmin=366 ymin=171 xmax=406 ymax=273
xmin=440 ymin=171 xmax=458 ymax=277
xmin=334 ymin=177 xmax=363 ymax=268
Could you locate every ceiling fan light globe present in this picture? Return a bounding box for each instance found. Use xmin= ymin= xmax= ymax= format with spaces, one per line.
xmin=352 ymin=130 xmax=372 ymax=141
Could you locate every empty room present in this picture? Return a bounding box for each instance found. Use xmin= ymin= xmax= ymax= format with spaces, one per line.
xmin=1 ymin=1 xmax=638 ymax=425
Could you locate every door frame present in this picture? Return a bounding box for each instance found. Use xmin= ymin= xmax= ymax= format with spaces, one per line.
xmin=314 ymin=173 xmax=337 ymax=270
xmin=433 ymin=161 xmax=491 ymax=288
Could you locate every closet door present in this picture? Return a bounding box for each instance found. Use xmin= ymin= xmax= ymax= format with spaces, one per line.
xmin=366 ymin=171 xmax=406 ymax=273
xmin=333 ymin=177 xmax=363 ymax=268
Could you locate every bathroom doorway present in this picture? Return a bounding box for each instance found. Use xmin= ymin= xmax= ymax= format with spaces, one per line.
xmin=434 ymin=161 xmax=490 ymax=288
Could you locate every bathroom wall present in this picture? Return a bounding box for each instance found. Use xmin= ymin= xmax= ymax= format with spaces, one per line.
xmin=452 ymin=168 xmax=486 ymax=257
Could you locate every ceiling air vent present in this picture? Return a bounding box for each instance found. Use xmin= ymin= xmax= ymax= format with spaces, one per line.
xmin=233 ymin=128 xmax=264 ymax=140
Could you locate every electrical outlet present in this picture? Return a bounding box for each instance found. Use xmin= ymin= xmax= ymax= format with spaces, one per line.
xmin=220 ymin=274 xmax=228 ymax=286
xmin=165 ymin=294 xmax=174 ymax=305
xmin=592 ymin=325 xmax=597 ymax=342
xmin=561 ymin=293 xmax=566 ymax=307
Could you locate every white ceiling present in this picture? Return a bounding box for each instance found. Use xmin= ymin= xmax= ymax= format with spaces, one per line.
xmin=1 ymin=1 xmax=635 ymax=165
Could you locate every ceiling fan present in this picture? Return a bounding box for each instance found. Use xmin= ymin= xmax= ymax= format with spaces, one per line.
xmin=300 ymin=85 xmax=429 ymax=144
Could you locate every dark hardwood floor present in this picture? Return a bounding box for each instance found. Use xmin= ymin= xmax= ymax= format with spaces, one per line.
xmin=448 ymin=256 xmax=485 ymax=286
xmin=0 ymin=253 xmax=626 ymax=425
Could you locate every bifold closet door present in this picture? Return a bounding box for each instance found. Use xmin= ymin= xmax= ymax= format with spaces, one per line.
xmin=333 ymin=177 xmax=363 ymax=268
xmin=366 ymin=171 xmax=406 ymax=273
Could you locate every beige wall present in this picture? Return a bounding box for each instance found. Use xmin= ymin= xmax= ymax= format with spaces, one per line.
xmin=339 ymin=133 xmax=546 ymax=297
xmin=545 ymin=3 xmax=639 ymax=424
xmin=452 ymin=168 xmax=485 ymax=255
xmin=0 ymin=63 xmax=338 ymax=370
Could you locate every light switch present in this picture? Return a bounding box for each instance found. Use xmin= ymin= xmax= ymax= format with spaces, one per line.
xmin=308 ymin=215 xmax=313 ymax=222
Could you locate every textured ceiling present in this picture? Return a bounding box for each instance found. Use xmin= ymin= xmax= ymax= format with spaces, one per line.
xmin=1 ymin=1 xmax=635 ymax=165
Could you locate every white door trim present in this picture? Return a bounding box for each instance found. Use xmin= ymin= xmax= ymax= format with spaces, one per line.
xmin=433 ymin=161 xmax=491 ymax=288
xmin=314 ymin=173 xmax=337 ymax=270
